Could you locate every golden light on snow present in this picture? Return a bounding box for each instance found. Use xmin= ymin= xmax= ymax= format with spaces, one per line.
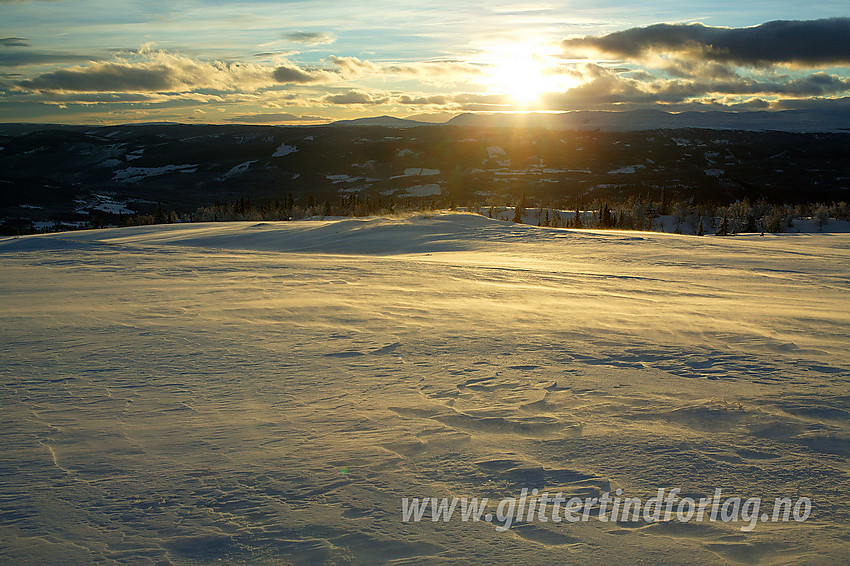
xmin=3 ymin=214 xmax=850 ymax=562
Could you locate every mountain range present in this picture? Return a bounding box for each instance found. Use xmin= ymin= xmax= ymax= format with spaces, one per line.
xmin=329 ymin=107 xmax=850 ymax=132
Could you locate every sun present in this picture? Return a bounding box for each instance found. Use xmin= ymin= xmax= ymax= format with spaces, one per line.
xmin=496 ymin=52 xmax=549 ymax=104
xmin=486 ymin=42 xmax=579 ymax=106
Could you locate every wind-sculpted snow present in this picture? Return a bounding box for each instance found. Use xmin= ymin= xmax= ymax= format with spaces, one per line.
xmin=1 ymin=214 xmax=849 ymax=564
xmin=0 ymin=213 xmax=512 ymax=255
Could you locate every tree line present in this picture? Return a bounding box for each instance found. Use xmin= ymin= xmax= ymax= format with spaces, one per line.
xmin=4 ymin=194 xmax=849 ymax=236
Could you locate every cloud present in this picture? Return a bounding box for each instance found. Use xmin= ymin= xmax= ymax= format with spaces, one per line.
xmin=11 ymin=48 xmax=385 ymax=94
xmin=16 ymin=51 xmax=275 ymax=92
xmin=397 ymin=94 xmax=449 ymax=105
xmin=271 ymin=56 xmax=382 ymax=84
xmin=322 ymin=57 xmax=482 ymax=85
xmin=9 ymin=43 xmax=479 ymax=102
xmin=0 ymin=51 xmax=95 ymax=67
xmin=27 ymin=91 xmax=158 ymax=103
xmin=563 ymin=18 xmax=850 ymax=67
xmin=327 ymin=55 xmax=380 ymax=78
xmin=450 ymin=93 xmax=511 ymax=106
xmin=393 ymin=92 xmax=515 ymax=110
xmin=272 ymin=62 xmax=336 ymax=84
xmin=224 ymin=112 xmax=329 ymax=124
xmin=17 ymin=62 xmax=176 ymax=91
xmin=774 ymin=96 xmax=850 ymax=111
xmin=539 ymin=73 xmax=655 ymax=108
xmin=321 ymin=89 xmax=388 ymax=105
xmin=0 ymin=37 xmax=30 ymax=47
xmin=725 ymin=98 xmax=771 ymax=111
xmin=268 ymin=56 xmax=388 ymax=84
xmin=283 ymin=31 xmax=335 ymax=46
xmin=385 ymin=60 xmax=485 ymax=79
xmin=712 ymin=73 xmax=850 ymax=96
xmin=660 ymin=73 xmax=850 ymax=101
xmin=529 ymin=64 xmax=850 ymax=111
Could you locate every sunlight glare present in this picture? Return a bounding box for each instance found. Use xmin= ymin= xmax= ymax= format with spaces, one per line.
xmin=487 ymin=42 xmax=578 ymax=106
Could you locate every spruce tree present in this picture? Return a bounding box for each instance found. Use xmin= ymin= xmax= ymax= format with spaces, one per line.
xmin=512 ymin=195 xmax=525 ymax=223
xmin=154 ymin=202 xmax=167 ymax=224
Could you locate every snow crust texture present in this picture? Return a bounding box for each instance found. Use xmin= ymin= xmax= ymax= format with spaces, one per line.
xmin=1 ymin=213 xmax=849 ymax=564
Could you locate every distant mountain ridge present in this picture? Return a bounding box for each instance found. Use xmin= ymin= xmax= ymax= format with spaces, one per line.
xmin=4 ymin=106 xmax=848 ymax=133
xmin=329 ymin=115 xmax=436 ymax=128
xmin=328 ymin=107 xmax=850 ymax=132
xmin=445 ymin=108 xmax=850 ymax=132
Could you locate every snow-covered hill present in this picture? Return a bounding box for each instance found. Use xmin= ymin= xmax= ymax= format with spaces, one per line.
xmin=1 ymin=214 xmax=848 ymax=564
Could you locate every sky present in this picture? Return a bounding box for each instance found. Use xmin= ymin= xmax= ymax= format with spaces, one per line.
xmin=1 ymin=0 xmax=849 ymax=124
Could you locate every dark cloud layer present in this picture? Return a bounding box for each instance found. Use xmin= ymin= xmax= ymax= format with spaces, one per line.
xmin=322 ymin=89 xmax=387 ymax=104
xmin=0 ymin=37 xmax=31 ymax=47
xmin=272 ymin=65 xmax=320 ymax=84
xmin=272 ymin=63 xmax=335 ymax=84
xmin=0 ymin=51 xmax=94 ymax=67
xmin=398 ymin=94 xmax=449 ymax=105
xmin=563 ymin=18 xmax=850 ymax=66
xmin=651 ymin=73 xmax=850 ymax=101
xmin=283 ymin=31 xmax=335 ymax=45
xmin=530 ymin=64 xmax=850 ymax=110
xmin=17 ymin=63 xmax=175 ymax=91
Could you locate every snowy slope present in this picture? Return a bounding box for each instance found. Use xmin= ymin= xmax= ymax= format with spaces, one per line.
xmin=1 ymin=214 xmax=849 ymax=565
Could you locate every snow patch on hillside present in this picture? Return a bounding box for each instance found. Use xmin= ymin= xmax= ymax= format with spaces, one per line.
xmin=326 ymin=174 xmax=361 ymax=184
xmin=404 ymin=183 xmax=441 ymax=197
xmin=112 ymin=164 xmax=197 ymax=183
xmin=223 ymin=160 xmax=256 ymax=178
xmin=608 ymin=164 xmax=646 ymax=174
xmin=272 ymin=143 xmax=297 ymax=157
xmin=403 ymin=167 xmax=441 ymax=176
xmin=486 ymin=146 xmax=507 ymax=159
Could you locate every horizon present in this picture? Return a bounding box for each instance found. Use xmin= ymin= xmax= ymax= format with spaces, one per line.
xmin=2 ymin=2 xmax=850 ymax=125
xmin=5 ymin=104 xmax=850 ymax=129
